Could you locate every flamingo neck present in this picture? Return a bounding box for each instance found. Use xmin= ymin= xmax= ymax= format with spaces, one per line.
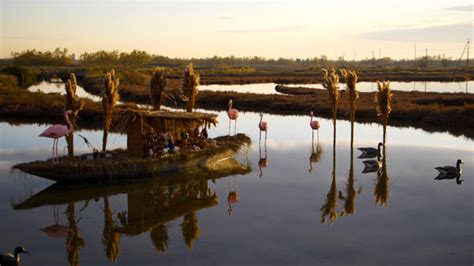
xmin=64 ymin=112 xmax=73 ymax=133
xmin=259 ymin=116 xmax=263 ymax=123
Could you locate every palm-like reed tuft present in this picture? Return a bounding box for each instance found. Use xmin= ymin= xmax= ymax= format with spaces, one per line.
xmin=150 ymin=67 xmax=168 ymax=111
xmin=102 ymin=69 xmax=120 ymax=152
xmin=64 ymin=73 xmax=84 ymax=157
xmin=321 ymin=68 xmax=341 ymax=124
xmin=340 ymin=69 xmax=359 ymax=122
xmin=181 ymin=63 xmax=200 ymax=112
xmin=375 ymin=81 xmax=392 ymax=126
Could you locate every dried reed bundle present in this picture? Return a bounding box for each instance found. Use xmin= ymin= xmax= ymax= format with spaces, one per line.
xmin=181 ymin=64 xmax=200 ymax=112
xmin=375 ymin=81 xmax=392 ymax=127
xmin=150 ymin=67 xmax=168 ymax=110
xmin=340 ymin=69 xmax=359 ymax=122
xmin=102 ymin=69 xmax=120 ymax=151
xmin=321 ymin=68 xmax=341 ymax=125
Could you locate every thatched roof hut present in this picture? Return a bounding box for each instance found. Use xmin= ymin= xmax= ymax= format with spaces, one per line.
xmin=116 ymin=109 xmax=218 ymax=157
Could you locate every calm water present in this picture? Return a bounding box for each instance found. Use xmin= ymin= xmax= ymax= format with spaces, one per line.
xmin=0 ymin=110 xmax=472 ymax=265
xmin=28 ymin=81 xmax=102 ymax=101
xmin=201 ymin=81 xmax=472 ymax=94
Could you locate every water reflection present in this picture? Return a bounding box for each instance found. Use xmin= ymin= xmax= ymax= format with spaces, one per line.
xmin=320 ymin=127 xmax=338 ymax=224
xmin=338 ymin=121 xmax=362 ymax=217
xmin=13 ymin=159 xmax=249 ymax=262
xmin=227 ymin=176 xmax=239 ymax=215
xmin=258 ymin=146 xmax=268 ymax=178
xmin=374 ymin=143 xmax=390 ymax=207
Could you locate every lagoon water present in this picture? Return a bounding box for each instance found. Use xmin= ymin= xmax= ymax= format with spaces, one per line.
xmin=201 ymin=81 xmax=472 ymax=94
xmin=0 ymin=109 xmax=472 ymax=265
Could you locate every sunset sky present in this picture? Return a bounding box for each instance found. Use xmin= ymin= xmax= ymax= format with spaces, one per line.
xmin=0 ymin=0 xmax=472 ymax=59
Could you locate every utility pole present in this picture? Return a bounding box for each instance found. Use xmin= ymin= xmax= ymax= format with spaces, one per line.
xmin=414 ymin=44 xmax=417 ymax=68
xmin=372 ymin=50 xmax=375 ymax=68
xmin=425 ymin=48 xmax=428 ymax=69
xmin=467 ymin=39 xmax=470 ymax=67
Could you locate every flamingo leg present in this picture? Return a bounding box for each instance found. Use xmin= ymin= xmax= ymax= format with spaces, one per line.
xmin=55 ymin=138 xmax=59 ymax=163
xmin=234 ymin=119 xmax=237 ymax=135
xmin=51 ymin=139 xmax=56 ymax=163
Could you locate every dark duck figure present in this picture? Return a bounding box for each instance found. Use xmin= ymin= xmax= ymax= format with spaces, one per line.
xmin=0 ymin=246 xmax=28 ymax=265
xmin=358 ymin=142 xmax=383 ymax=159
xmin=435 ymin=159 xmax=464 ymax=184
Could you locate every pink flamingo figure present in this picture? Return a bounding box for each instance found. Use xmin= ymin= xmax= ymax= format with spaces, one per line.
xmin=258 ymin=112 xmax=268 ymax=143
xmin=310 ymin=111 xmax=320 ymax=143
xmin=228 ymin=99 xmax=240 ymax=135
xmin=39 ymin=110 xmax=74 ymax=164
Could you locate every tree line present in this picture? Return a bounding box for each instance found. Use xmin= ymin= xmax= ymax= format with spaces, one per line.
xmin=4 ymin=48 xmax=472 ymax=69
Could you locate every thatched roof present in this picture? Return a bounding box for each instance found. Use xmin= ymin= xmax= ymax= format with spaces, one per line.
xmin=116 ymin=108 xmax=217 ymax=127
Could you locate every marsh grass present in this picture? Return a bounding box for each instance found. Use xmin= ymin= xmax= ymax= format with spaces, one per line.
xmin=150 ymin=67 xmax=168 ymax=110
xmin=102 ymin=69 xmax=120 ymax=151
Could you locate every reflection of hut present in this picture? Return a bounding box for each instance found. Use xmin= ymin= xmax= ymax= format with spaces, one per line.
xmin=118 ymin=109 xmax=217 ymax=157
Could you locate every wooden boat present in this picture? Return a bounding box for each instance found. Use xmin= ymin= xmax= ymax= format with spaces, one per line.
xmin=13 ymin=134 xmax=251 ymax=182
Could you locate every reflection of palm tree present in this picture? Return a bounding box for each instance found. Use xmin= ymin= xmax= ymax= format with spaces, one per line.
xmin=374 ymin=143 xmax=390 ymax=207
xmin=102 ymin=197 xmax=121 ymax=263
xmin=181 ymin=213 xmax=200 ymax=250
xmin=339 ymin=127 xmax=362 ymax=216
xmin=150 ymin=224 xmax=169 ymax=252
xmin=66 ymin=203 xmax=85 ymax=266
xmin=321 ymin=138 xmax=338 ymax=224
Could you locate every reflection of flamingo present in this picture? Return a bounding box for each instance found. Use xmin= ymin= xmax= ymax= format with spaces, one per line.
xmin=228 ymin=99 xmax=239 ymax=135
xmin=310 ymin=111 xmax=320 ymax=142
xmin=308 ymin=144 xmax=322 ymax=173
xmin=39 ymin=110 xmax=73 ymax=163
xmin=227 ymin=176 xmax=239 ymax=215
xmin=41 ymin=206 xmax=72 ymax=239
xmin=258 ymin=144 xmax=268 ymax=178
xmin=258 ymin=112 xmax=268 ymax=142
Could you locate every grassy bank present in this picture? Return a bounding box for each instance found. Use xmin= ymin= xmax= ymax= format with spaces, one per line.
xmin=1 ymin=68 xmax=473 ymax=139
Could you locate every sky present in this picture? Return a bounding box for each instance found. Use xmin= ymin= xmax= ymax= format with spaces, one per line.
xmin=0 ymin=0 xmax=472 ymax=59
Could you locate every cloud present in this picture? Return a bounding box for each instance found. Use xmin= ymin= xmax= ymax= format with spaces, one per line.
xmin=217 ymin=26 xmax=305 ymax=34
xmin=350 ymin=23 xmax=472 ymax=43
xmin=445 ymin=5 xmax=473 ymax=11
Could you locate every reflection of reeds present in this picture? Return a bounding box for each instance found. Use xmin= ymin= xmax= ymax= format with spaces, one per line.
xmin=150 ymin=67 xmax=168 ymax=111
xmin=66 ymin=203 xmax=85 ymax=266
xmin=375 ymin=81 xmax=393 ymax=144
xmin=321 ymin=141 xmax=338 ymax=224
xmin=102 ymin=197 xmax=121 ymax=262
xmin=339 ymin=145 xmax=362 ymax=216
xmin=374 ymin=149 xmax=390 ymax=207
xmin=150 ymin=224 xmax=169 ymax=252
xmin=102 ymin=70 xmax=120 ymax=152
xmin=321 ymin=174 xmax=338 ymax=224
xmin=181 ymin=64 xmax=200 ymax=112
xmin=181 ymin=212 xmax=200 ymax=250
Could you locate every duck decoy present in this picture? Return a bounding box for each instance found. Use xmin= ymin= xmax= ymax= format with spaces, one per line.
xmin=0 ymin=246 xmax=28 ymax=264
xmin=435 ymin=159 xmax=464 ymax=184
xmin=358 ymin=142 xmax=383 ymax=158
